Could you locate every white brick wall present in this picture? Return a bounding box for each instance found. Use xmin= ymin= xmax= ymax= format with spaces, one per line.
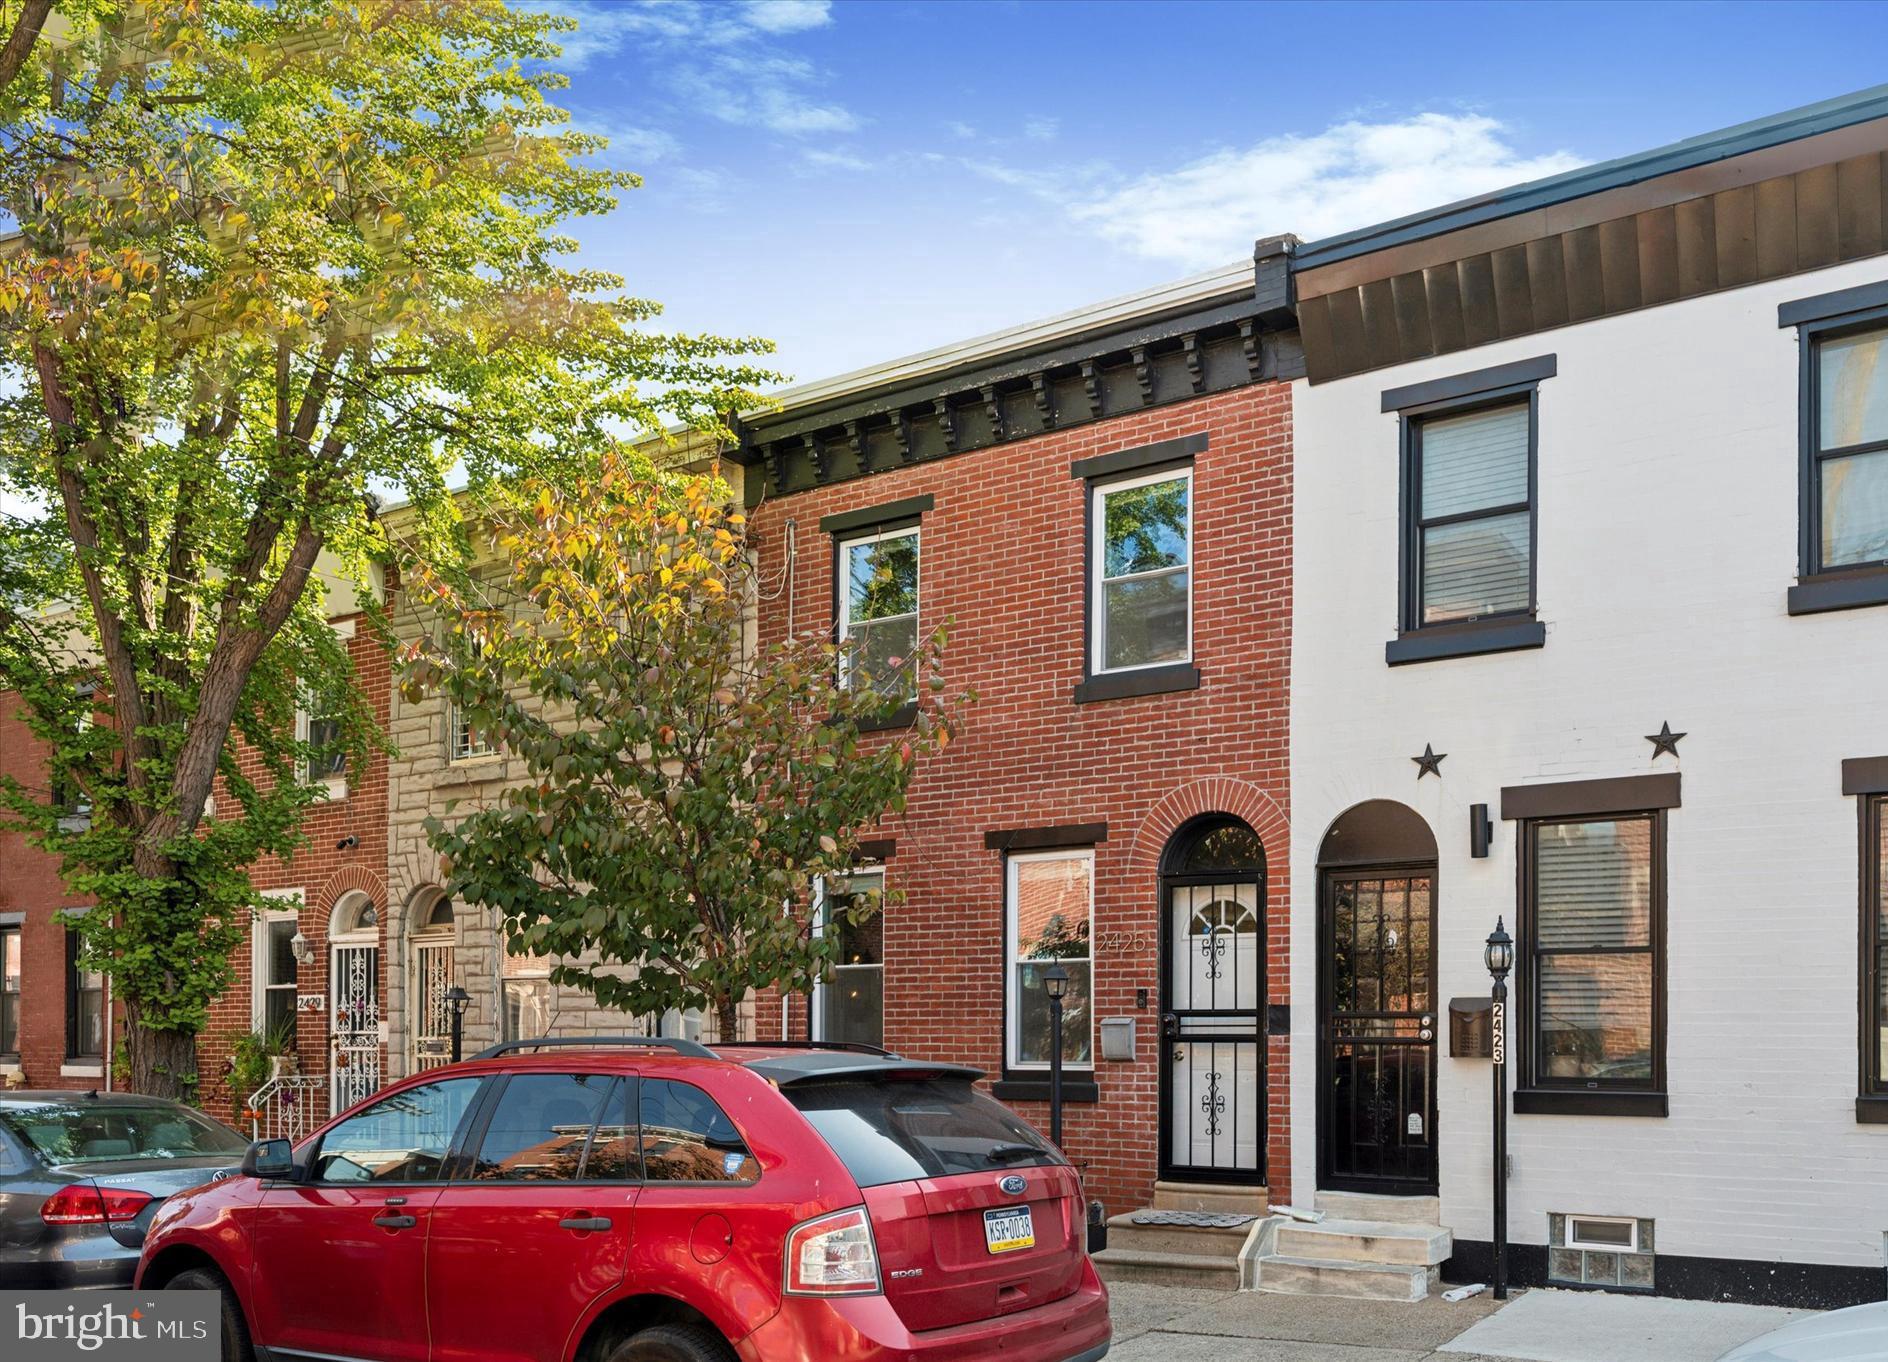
xmin=1290 ymin=257 xmax=1888 ymax=1269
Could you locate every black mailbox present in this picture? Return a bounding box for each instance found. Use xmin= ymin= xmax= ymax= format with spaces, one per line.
xmin=1449 ymin=996 xmax=1494 ymax=1059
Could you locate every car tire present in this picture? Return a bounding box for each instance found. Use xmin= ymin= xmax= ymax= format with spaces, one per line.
xmin=607 ymin=1323 xmax=737 ymax=1362
xmin=167 ymin=1266 xmax=256 ymax=1362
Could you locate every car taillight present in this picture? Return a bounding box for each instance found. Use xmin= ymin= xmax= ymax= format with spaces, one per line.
xmin=40 ymin=1184 xmax=155 ymax=1225
xmin=784 ymin=1206 xmax=880 ymax=1295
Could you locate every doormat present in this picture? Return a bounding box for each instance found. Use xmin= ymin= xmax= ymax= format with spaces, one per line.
xmin=1129 ymin=1211 xmax=1257 ymax=1228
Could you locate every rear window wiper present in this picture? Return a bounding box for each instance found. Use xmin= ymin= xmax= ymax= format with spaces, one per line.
xmin=984 ymin=1143 xmax=1047 ymax=1164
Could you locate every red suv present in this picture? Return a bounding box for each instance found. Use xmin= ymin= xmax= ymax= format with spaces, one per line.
xmin=136 ymin=1037 xmax=1110 ymax=1362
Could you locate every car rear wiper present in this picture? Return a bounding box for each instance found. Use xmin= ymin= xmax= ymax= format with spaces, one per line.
xmin=984 ymin=1143 xmax=1047 ymax=1163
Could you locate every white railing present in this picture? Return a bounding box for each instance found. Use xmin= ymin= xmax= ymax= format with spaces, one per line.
xmin=246 ymin=1073 xmax=327 ymax=1142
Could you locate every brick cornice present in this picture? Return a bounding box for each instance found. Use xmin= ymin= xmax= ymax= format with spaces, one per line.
xmin=1127 ymin=776 xmax=1289 ymax=881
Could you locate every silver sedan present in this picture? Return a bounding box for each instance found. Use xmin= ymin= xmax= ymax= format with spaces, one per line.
xmin=0 ymin=1090 xmax=249 ymax=1288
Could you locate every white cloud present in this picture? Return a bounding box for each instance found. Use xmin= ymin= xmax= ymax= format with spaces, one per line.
xmin=671 ymin=51 xmax=858 ymax=135
xmin=799 ymin=147 xmax=874 ymax=173
xmin=739 ymin=0 xmax=835 ymax=36
xmin=1064 ymin=113 xmax=1584 ymax=270
xmin=1023 ymin=116 xmax=1059 ymax=143
xmin=578 ymin=117 xmax=682 ymax=167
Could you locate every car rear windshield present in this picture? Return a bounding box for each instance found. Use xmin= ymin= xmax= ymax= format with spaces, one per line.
xmin=784 ymin=1077 xmax=1065 ymax=1187
xmin=0 ymin=1103 xmax=249 ymax=1165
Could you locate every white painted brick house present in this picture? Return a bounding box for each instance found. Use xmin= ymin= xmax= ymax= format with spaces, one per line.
xmin=1287 ymin=87 xmax=1888 ymax=1306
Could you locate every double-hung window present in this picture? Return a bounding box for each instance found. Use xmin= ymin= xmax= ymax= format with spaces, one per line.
xmin=1384 ymin=356 xmax=1552 ymax=664
xmin=1092 ymin=467 xmax=1192 ymax=675
xmin=66 ymin=931 xmax=104 ymax=1062
xmin=1005 ymin=849 xmax=1094 ymax=1071
xmin=837 ymin=525 xmax=919 ymax=701
xmin=0 ymin=924 xmax=20 ymax=1059
xmin=449 ymin=702 xmax=497 ymax=762
xmin=813 ymin=870 xmax=884 ymax=1049
xmin=1781 ymin=284 xmax=1888 ymax=614
xmin=1513 ymin=800 xmax=1668 ymax=1115
xmin=253 ymin=898 xmax=301 ymax=1042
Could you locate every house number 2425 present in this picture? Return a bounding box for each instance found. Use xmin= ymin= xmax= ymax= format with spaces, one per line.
xmin=1095 ymin=929 xmax=1151 ymax=955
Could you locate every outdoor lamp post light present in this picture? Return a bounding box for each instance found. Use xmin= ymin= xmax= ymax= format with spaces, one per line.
xmin=1485 ymin=917 xmax=1515 ymax=1300
xmin=1043 ymin=964 xmax=1069 ymax=1148
xmin=446 ymin=985 xmax=471 ymax=1063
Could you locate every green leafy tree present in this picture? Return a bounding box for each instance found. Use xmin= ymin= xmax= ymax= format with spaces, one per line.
xmin=406 ymin=459 xmax=965 ymax=1041
xmin=0 ymin=1 xmax=774 ymax=1097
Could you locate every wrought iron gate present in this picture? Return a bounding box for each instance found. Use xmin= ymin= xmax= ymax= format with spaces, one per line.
xmin=412 ymin=938 xmax=455 ymax=1072
xmin=330 ymin=942 xmax=381 ymax=1113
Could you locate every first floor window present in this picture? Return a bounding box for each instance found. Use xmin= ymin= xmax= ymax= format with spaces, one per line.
xmin=1 ymin=926 xmax=20 ymax=1057
xmin=1808 ymin=322 xmax=1888 ymax=573
xmin=1406 ymin=396 xmax=1534 ymax=627
xmin=837 ymin=524 xmax=919 ymax=698
xmin=449 ymin=702 xmax=496 ymax=762
xmin=1522 ymin=812 xmax=1662 ymax=1092
xmin=1865 ymin=795 xmax=1887 ymax=1096
xmin=1006 ymin=849 xmax=1094 ymax=1070
xmin=66 ymin=932 xmax=104 ymax=1061
xmin=255 ymin=910 xmax=299 ymax=1041
xmin=815 ymin=871 xmax=884 ymax=1049
xmin=1092 ymin=467 xmax=1192 ymax=673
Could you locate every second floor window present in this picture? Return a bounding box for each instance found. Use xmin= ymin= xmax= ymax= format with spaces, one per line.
xmin=1092 ymin=467 xmax=1192 ymax=674
xmin=837 ymin=525 xmax=919 ymax=698
xmin=301 ymin=704 xmax=347 ymax=786
xmin=1406 ymin=398 xmax=1534 ymax=628
xmin=1809 ymin=323 xmax=1888 ymax=574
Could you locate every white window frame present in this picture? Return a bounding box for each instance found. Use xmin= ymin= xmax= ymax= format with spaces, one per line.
xmin=1004 ymin=848 xmax=1095 ymax=1073
xmin=1090 ymin=465 xmax=1194 ymax=676
xmin=810 ymin=868 xmax=886 ymax=1046
xmin=295 ymin=704 xmax=348 ymax=800
xmin=1566 ymin=1215 xmax=1639 ymax=1253
xmin=252 ymin=890 xmax=304 ymax=1034
xmin=448 ymin=700 xmax=498 ymax=764
xmin=835 ymin=523 xmax=920 ymax=693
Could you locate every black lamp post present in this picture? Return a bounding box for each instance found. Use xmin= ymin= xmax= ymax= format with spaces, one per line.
xmin=1484 ymin=917 xmax=1515 ymax=1300
xmin=446 ymin=985 xmax=471 ymax=1063
xmin=1042 ymin=964 xmax=1069 ymax=1148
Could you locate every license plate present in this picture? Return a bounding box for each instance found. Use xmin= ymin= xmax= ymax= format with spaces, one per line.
xmin=983 ymin=1205 xmax=1034 ymax=1254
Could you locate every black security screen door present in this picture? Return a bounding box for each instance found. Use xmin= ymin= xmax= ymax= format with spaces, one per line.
xmin=1320 ymin=870 xmax=1437 ymax=1194
xmin=1158 ymin=819 xmax=1266 ymax=1185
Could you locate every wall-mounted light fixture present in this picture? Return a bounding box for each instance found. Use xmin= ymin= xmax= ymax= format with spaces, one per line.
xmin=1469 ymin=804 xmax=1493 ymax=858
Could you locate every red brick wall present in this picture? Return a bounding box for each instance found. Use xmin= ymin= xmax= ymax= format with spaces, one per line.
xmin=0 ymin=692 xmax=98 ymax=1088
xmin=749 ymin=383 xmax=1293 ymax=1212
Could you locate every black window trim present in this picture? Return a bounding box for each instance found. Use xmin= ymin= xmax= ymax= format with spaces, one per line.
xmin=1073 ymin=439 xmax=1204 ymax=704
xmin=1513 ymin=804 xmax=1670 ymax=1118
xmin=1384 ymin=357 xmax=1554 ymax=667
xmin=1783 ymin=286 xmax=1888 ymax=615
xmin=1850 ymin=756 xmax=1888 ymax=1122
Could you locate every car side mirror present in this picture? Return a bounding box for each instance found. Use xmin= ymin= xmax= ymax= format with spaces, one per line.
xmin=242 ymin=1138 xmax=296 ymax=1181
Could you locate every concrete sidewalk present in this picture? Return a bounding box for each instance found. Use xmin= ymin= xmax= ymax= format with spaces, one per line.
xmin=1106 ymin=1282 xmax=1808 ymax=1362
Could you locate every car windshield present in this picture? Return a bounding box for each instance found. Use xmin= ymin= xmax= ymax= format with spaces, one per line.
xmin=784 ymin=1077 xmax=1065 ymax=1187
xmin=0 ymin=1102 xmax=249 ymax=1165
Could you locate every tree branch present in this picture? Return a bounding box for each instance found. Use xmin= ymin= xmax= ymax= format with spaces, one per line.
xmin=0 ymin=0 xmax=50 ymax=96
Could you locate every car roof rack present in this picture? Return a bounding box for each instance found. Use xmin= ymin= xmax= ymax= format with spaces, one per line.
xmin=471 ymin=1035 xmax=718 ymax=1061
xmin=711 ymin=1039 xmax=899 ymax=1058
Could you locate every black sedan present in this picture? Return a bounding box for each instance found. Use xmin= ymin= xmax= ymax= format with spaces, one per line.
xmin=0 ymin=1090 xmax=249 ymax=1288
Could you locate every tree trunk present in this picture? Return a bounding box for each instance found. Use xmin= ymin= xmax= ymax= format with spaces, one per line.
xmin=122 ymin=998 xmax=198 ymax=1100
xmin=716 ymin=996 xmax=742 ymax=1046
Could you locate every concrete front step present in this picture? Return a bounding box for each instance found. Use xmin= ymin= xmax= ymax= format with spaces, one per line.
xmin=1091 ymin=1246 xmax=1244 ymax=1290
xmin=1253 ymin=1254 xmax=1439 ymax=1302
xmin=1105 ymin=1214 xmax=1254 ymax=1259
xmin=1150 ymin=1179 xmax=1269 ymax=1215
xmin=1311 ymin=1190 xmax=1442 ymax=1225
xmin=1274 ymin=1218 xmax=1452 ymax=1266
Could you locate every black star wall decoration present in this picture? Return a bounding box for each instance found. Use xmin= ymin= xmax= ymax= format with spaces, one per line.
xmin=1412 ymin=743 xmax=1446 ymax=779
xmin=1646 ymin=721 xmax=1685 ymax=760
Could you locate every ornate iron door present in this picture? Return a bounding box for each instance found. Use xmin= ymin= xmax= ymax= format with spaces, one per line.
xmin=1159 ymin=878 xmax=1264 ymax=1182
xmin=1320 ymin=870 xmax=1438 ymax=1194
xmin=329 ymin=942 xmax=381 ymax=1114
xmin=412 ymin=938 xmax=456 ymax=1072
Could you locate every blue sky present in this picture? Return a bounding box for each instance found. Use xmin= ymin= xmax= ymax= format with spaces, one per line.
xmin=546 ymin=0 xmax=1888 ymax=390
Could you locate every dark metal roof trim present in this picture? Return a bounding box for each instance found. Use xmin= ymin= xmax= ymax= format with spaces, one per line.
xmin=983 ymin=821 xmax=1108 ymax=852
xmin=819 ymin=494 xmax=934 ymax=536
xmin=1778 ymin=277 xmax=1888 ymax=328
xmin=1296 ymin=84 xmax=1888 ymax=272
xmin=1069 ymin=432 xmax=1208 ymax=481
xmin=1380 ymin=355 xmax=1557 ymax=413
xmin=1842 ymin=756 xmax=1888 ymax=795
